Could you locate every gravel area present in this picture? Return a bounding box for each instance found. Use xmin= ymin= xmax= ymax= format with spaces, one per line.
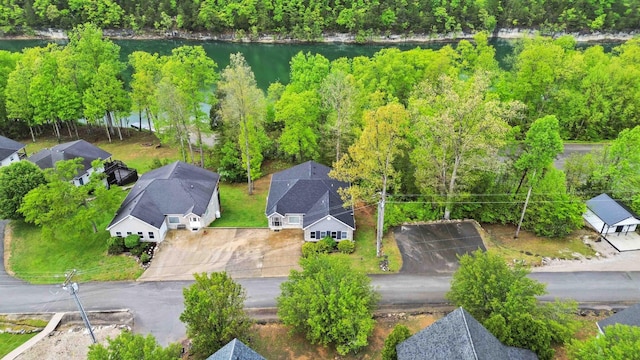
xmin=531 ymin=237 xmax=640 ymax=272
xmin=15 ymin=325 xmax=126 ymax=360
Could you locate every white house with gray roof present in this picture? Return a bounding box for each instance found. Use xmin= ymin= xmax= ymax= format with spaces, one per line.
xmin=397 ymin=307 xmax=538 ymax=360
xmin=0 ymin=135 xmax=26 ymax=167
xmin=28 ymin=139 xmax=111 ymax=186
xmin=584 ymin=193 xmax=640 ymax=236
xmin=265 ymin=161 xmax=355 ymax=241
xmin=107 ymin=161 xmax=221 ymax=242
xmin=206 ymin=338 xmax=265 ymax=360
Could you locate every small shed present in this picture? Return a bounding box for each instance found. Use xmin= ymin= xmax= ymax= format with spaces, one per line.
xmin=584 ymin=193 xmax=640 ymax=236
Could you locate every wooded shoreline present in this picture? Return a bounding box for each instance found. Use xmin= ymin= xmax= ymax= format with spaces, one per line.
xmin=2 ymin=28 xmax=638 ymax=44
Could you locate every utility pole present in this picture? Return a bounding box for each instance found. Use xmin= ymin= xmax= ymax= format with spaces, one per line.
xmin=62 ymin=269 xmax=97 ymax=344
xmin=515 ymin=169 xmax=536 ymax=239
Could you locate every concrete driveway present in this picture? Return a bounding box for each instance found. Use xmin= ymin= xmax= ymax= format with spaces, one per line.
xmin=393 ymin=221 xmax=486 ymax=274
xmin=139 ymin=228 xmax=302 ymax=281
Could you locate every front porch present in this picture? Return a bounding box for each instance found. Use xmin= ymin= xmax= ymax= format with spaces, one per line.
xmin=602 ymin=231 xmax=640 ymax=252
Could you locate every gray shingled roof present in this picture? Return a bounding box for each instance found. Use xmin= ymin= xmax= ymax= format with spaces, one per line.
xmin=597 ymin=303 xmax=640 ymax=334
xmin=107 ymin=161 xmax=220 ymax=229
xmin=265 ymin=161 xmax=354 ymax=229
xmin=0 ymin=135 xmax=25 ymax=160
xmin=396 ymin=307 xmax=538 ymax=360
xmin=206 ymin=339 xmax=265 ymax=360
xmin=28 ymin=139 xmax=111 ymax=178
xmin=586 ymin=193 xmax=639 ymax=226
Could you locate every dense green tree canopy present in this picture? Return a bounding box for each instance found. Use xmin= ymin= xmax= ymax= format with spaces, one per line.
xmin=0 ymin=161 xmax=47 ymax=220
xmin=277 ymin=254 xmax=380 ymax=355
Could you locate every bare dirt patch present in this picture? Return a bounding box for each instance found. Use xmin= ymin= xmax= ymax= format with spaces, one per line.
xmin=139 ymin=228 xmax=302 ymax=281
xmin=15 ymin=324 xmax=126 ymax=360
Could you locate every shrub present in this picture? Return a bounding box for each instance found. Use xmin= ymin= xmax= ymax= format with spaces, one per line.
xmin=337 ymin=240 xmax=356 ymax=254
xmin=131 ymin=242 xmax=149 ymax=257
xmin=317 ymin=236 xmax=336 ymax=253
xmin=301 ymin=242 xmax=319 ymax=258
xmin=381 ymin=324 xmax=411 ymax=360
xmin=107 ymin=236 xmax=125 ymax=255
xmin=124 ymin=234 xmax=140 ymax=249
xmin=140 ymin=253 xmax=151 ymax=264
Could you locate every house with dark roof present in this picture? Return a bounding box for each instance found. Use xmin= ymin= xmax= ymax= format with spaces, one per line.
xmin=597 ymin=303 xmax=640 ymax=335
xmin=106 ymin=161 xmax=221 ymax=242
xmin=28 ymin=139 xmax=112 ymax=186
xmin=0 ymin=135 xmax=26 ymax=167
xmin=396 ymin=307 xmax=538 ymax=360
xmin=265 ymin=161 xmax=355 ymax=241
xmin=206 ymin=338 xmax=265 ymax=360
xmin=584 ymin=193 xmax=640 ymax=236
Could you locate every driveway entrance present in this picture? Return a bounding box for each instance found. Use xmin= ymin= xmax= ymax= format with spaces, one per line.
xmin=139 ymin=228 xmax=302 ymax=281
xmin=393 ymin=221 xmax=486 ymax=274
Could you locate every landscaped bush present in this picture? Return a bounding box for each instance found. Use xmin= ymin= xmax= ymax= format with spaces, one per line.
xmin=301 ymin=242 xmax=319 ymax=258
xmin=337 ymin=240 xmax=356 ymax=254
xmin=107 ymin=236 xmax=125 ymax=255
xmin=140 ymin=252 xmax=151 ymax=264
xmin=318 ymin=236 xmax=337 ymax=253
xmin=130 ymin=242 xmax=149 ymax=257
xmin=124 ymin=234 xmax=140 ymax=249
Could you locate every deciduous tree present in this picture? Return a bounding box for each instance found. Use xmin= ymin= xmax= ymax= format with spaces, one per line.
xmin=277 ymin=254 xmax=379 ymax=355
xmin=0 ymin=161 xmax=47 ymax=220
xmin=567 ymin=324 xmax=640 ymax=360
xmin=447 ymin=250 xmax=577 ymax=360
xmin=381 ymin=324 xmax=411 ymax=360
xmin=330 ymin=103 xmax=409 ymax=257
xmin=180 ymin=272 xmax=252 ymax=359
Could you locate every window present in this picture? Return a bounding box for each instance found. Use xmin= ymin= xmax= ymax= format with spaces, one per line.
xmin=168 ymin=216 xmax=180 ymax=224
xmin=115 ymin=232 xmax=122 ymax=237
xmin=320 ymin=231 xmax=326 ymax=238
xmin=138 ymin=232 xmax=143 ymax=238
xmin=310 ymin=231 xmax=316 ymax=239
xmin=341 ymin=231 xmax=348 ymax=239
xmin=331 ymin=231 xmax=337 ymax=239
xmin=126 ymin=232 xmax=132 ymax=235
xmin=272 ymin=217 xmax=281 ymax=227
xmin=288 ymin=216 xmax=300 ymax=225
xmin=190 ymin=217 xmax=198 ymax=222
xmin=148 ymin=232 xmax=155 ymax=239
xmin=78 ymin=177 xmax=84 ymax=185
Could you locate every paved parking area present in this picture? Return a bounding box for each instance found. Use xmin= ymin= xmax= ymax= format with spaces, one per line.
xmin=139 ymin=228 xmax=302 ymax=281
xmin=393 ymin=221 xmax=486 ymax=274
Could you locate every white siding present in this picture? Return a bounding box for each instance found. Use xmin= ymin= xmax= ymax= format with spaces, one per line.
xmin=108 ymin=216 xmax=164 ymax=242
xmin=200 ymin=185 xmax=221 ymax=227
xmin=584 ymin=209 xmax=640 ymax=234
xmin=270 ymin=214 xmax=304 ymax=230
xmin=71 ymin=167 xmax=105 ymax=187
xmin=304 ymin=216 xmax=353 ymax=241
xmin=0 ymin=152 xmax=20 ymax=167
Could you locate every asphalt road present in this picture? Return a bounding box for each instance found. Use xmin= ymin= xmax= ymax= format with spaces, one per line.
xmin=3 ymin=221 xmax=640 ymax=345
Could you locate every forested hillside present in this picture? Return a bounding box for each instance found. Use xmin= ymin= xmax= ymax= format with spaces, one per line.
xmin=1 ymin=0 xmax=639 ymax=38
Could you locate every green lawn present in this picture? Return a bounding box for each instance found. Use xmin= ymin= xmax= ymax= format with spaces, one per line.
xmin=347 ymin=207 xmax=403 ymax=274
xmin=8 ymin=220 xmax=144 ymax=284
xmin=0 ymin=333 xmax=39 ymax=357
xmin=209 ymin=179 xmax=269 ymax=228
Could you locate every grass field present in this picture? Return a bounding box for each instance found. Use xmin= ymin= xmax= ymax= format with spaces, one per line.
xmin=348 ymin=205 xmax=403 ymax=273
xmin=208 ymin=177 xmax=270 ymax=228
xmin=0 ymin=332 xmax=39 ymax=357
xmin=8 ymin=220 xmax=144 ymax=284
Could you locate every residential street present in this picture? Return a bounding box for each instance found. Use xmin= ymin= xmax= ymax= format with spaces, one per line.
xmin=3 ymin=221 xmax=640 ymax=345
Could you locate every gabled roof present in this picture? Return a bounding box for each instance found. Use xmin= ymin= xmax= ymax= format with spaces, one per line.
xmin=107 ymin=161 xmax=220 ymax=229
xmin=265 ymin=161 xmax=354 ymax=229
xmin=206 ymin=339 xmax=265 ymax=360
xmin=586 ymin=193 xmax=640 ymax=226
xmin=28 ymin=139 xmax=111 ymax=177
xmin=0 ymin=135 xmax=25 ymax=160
xmin=396 ymin=307 xmax=538 ymax=360
xmin=597 ymin=303 xmax=640 ymax=334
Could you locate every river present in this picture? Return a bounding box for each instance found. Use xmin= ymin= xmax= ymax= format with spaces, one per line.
xmin=0 ymin=38 xmax=519 ymax=89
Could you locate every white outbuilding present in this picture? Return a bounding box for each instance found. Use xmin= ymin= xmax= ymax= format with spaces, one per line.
xmin=584 ymin=193 xmax=640 ymax=236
